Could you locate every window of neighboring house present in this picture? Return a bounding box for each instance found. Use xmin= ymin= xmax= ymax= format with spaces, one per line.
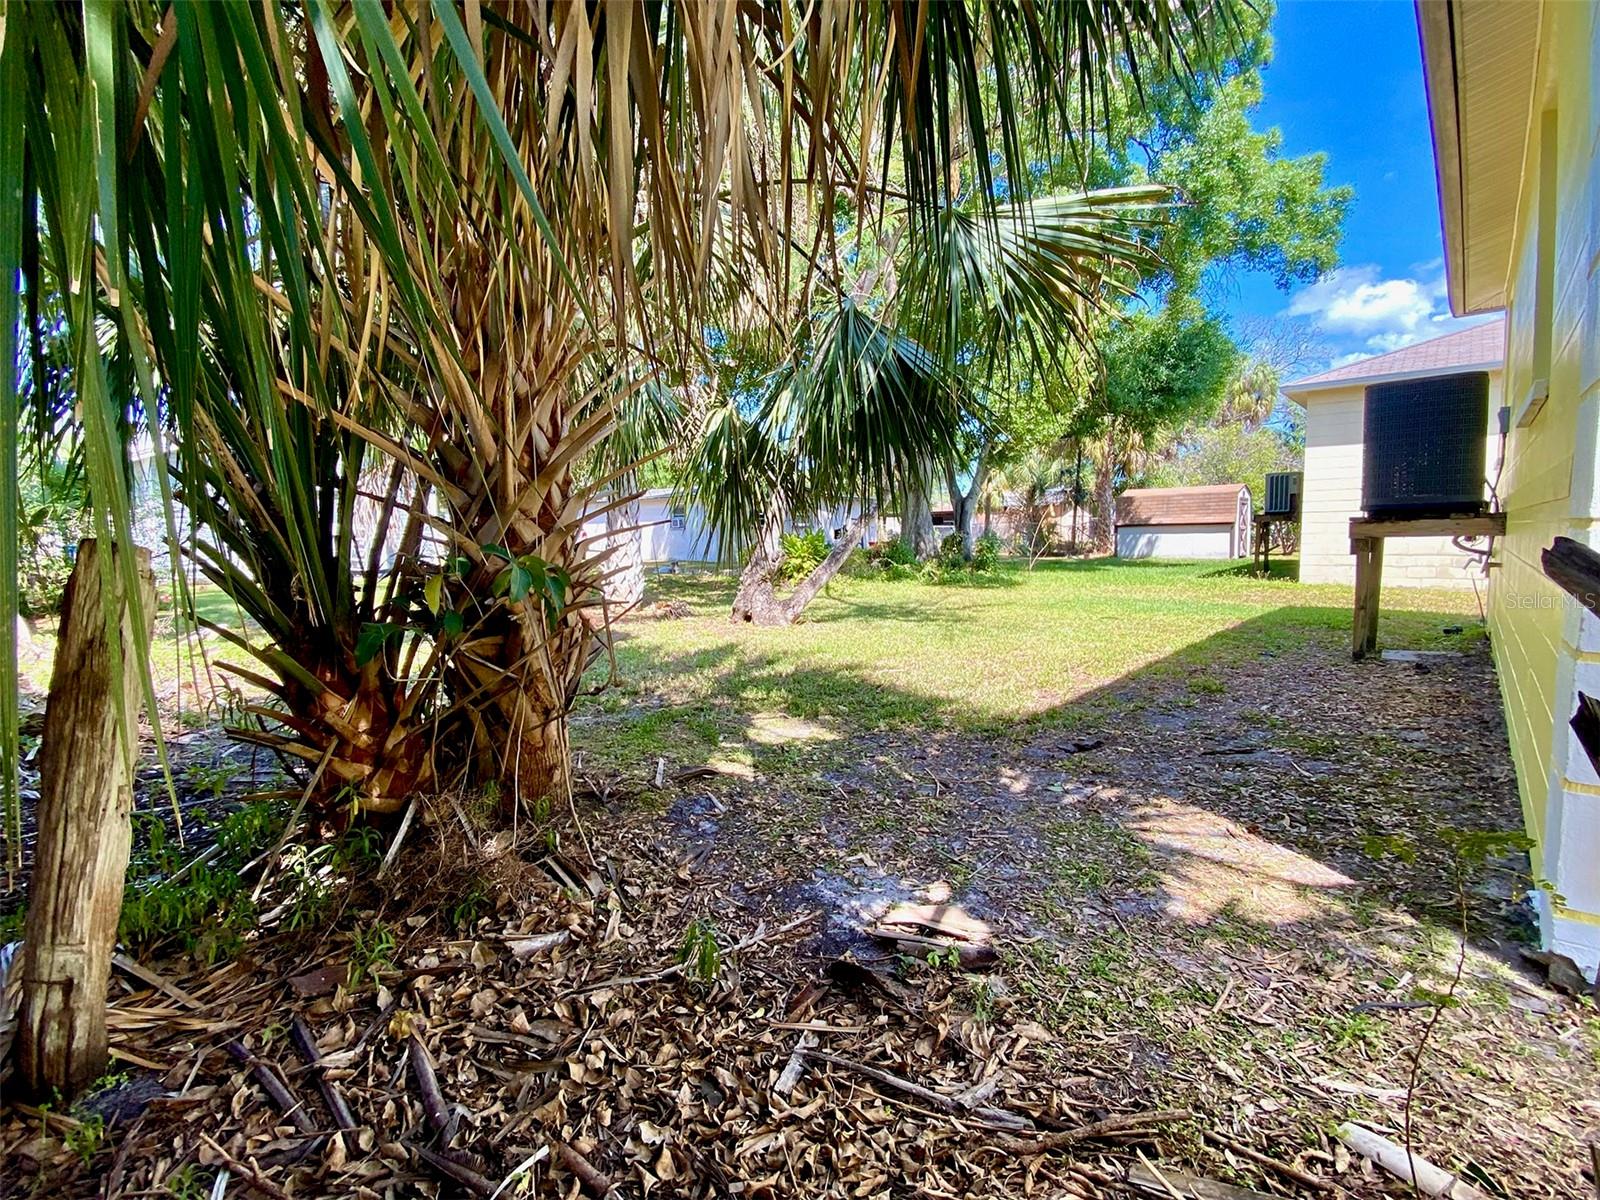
xmin=670 ymin=509 xmax=687 ymax=531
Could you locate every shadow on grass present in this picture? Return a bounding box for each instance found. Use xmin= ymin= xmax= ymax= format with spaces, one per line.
xmin=798 ymin=595 xmax=982 ymax=628
xmin=576 ymin=584 xmax=1521 ymax=946
xmin=1201 ymin=557 xmax=1301 ymax=581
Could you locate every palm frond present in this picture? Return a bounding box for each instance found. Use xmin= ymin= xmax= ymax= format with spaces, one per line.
xmin=903 ymin=186 xmax=1171 ymax=379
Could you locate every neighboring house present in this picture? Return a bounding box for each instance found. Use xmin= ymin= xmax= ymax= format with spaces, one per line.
xmin=933 ymin=491 xmax=1096 ymax=552
xmin=582 ymin=490 xmax=887 ymax=571
xmin=1418 ymin=0 xmax=1600 ymax=975
xmin=1282 ymin=320 xmax=1505 ymax=588
xmin=1114 ymin=484 xmax=1251 ymax=560
xmin=636 ymin=489 xmax=722 ymax=564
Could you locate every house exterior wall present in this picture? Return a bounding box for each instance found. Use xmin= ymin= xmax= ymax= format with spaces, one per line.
xmin=582 ymin=493 xmax=887 ymax=570
xmin=636 ymin=492 xmax=721 ymax=564
xmin=1116 ymin=523 xmax=1236 ymax=560
xmin=1484 ymin=0 xmax=1600 ymax=974
xmin=1299 ymin=377 xmax=1503 ymax=587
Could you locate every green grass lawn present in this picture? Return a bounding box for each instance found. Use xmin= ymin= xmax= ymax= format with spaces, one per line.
xmin=576 ymin=558 xmax=1483 ymax=762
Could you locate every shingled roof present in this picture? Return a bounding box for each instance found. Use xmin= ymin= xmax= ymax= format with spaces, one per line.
xmin=1281 ymin=317 xmax=1504 ymax=394
xmin=1116 ymin=484 xmax=1248 ymax=527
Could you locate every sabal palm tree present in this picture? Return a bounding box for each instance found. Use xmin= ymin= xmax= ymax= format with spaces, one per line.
xmin=1 ymin=0 xmax=1241 ymax=830
xmin=682 ymin=186 xmax=1165 ymax=622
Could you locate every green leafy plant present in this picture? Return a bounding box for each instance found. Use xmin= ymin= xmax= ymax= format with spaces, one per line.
xmin=924 ymin=945 xmax=963 ymax=971
xmin=16 ymin=460 xmax=91 ymax=617
xmin=0 ymin=906 xmax=25 ymax=943
xmin=1323 ymin=1011 xmax=1385 ymax=1054
xmin=163 ymin=1165 xmax=209 ymax=1200
xmin=970 ymin=978 xmax=997 ymax=1024
xmin=777 ymin=530 xmax=829 ymax=583
xmin=679 ymin=919 xmax=722 ymax=984
xmin=971 ymin=532 xmax=1002 ymax=572
xmin=448 ymin=879 xmax=493 ymax=931
xmin=118 ymin=867 xmax=257 ymax=966
xmin=874 ymin=540 xmax=918 ymax=568
xmin=348 ymin=921 xmax=397 ymax=988
xmin=936 ymin=533 xmax=967 ymax=571
xmin=119 ymin=799 xmax=288 ymax=964
xmin=332 ymin=827 xmax=384 ymax=874
xmin=181 ymin=761 xmax=240 ymax=802
xmin=212 ymin=800 xmax=289 ymax=863
xmin=63 ymin=1111 xmax=106 ymax=1167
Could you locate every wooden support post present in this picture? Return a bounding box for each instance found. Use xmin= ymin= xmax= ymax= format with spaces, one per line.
xmin=19 ymin=539 xmax=155 ymax=1099
xmin=1351 ymin=536 xmax=1384 ymax=659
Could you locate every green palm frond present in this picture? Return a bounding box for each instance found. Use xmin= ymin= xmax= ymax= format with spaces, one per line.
xmin=904 ymin=187 xmax=1171 ymax=379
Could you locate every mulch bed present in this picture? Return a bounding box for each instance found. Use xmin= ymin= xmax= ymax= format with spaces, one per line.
xmin=0 ymin=811 xmax=1230 ymax=1199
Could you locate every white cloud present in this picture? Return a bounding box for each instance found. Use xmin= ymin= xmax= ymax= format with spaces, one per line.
xmin=1326 ymin=350 xmax=1373 ymax=370
xmin=1284 ymin=264 xmax=1446 ymax=350
xmin=1282 ymin=264 xmax=1502 ymax=372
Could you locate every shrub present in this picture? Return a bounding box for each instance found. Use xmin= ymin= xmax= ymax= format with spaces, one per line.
xmin=972 ymin=532 xmax=1002 ymax=572
xmin=874 ymin=539 xmax=917 ymax=567
xmin=777 ymin=529 xmax=828 ymax=583
xmin=935 ymin=532 xmax=966 ymax=570
xmin=840 ymin=548 xmax=876 ymax=578
xmin=118 ymin=799 xmax=289 ymax=963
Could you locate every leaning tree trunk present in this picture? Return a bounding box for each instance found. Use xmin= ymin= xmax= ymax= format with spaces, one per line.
xmin=19 ymin=539 xmax=154 ymax=1100
xmin=732 ymin=515 xmax=868 ymax=626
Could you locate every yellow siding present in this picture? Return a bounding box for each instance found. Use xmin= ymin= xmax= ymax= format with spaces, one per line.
xmin=1299 ymin=382 xmax=1502 ymax=587
xmin=1486 ymin=0 xmax=1600 ymax=941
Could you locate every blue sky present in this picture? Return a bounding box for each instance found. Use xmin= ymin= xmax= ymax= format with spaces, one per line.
xmin=1215 ymin=0 xmax=1498 ymax=373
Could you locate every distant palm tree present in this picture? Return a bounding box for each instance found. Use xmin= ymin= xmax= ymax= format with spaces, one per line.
xmin=1221 ymin=358 xmax=1283 ymax=430
xmin=2 ymin=1 xmax=1240 ymax=824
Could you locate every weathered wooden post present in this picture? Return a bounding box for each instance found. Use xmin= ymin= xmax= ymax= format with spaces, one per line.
xmin=18 ymin=539 xmax=154 ymax=1098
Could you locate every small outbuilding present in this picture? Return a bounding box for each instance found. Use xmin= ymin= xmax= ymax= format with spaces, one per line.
xmin=1115 ymin=484 xmax=1252 ymax=560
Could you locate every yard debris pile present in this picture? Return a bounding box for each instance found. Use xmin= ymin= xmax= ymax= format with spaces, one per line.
xmin=0 ymin=820 xmax=1313 ymax=1200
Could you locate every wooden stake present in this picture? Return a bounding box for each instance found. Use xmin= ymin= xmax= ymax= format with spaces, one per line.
xmin=18 ymin=539 xmax=154 ymax=1099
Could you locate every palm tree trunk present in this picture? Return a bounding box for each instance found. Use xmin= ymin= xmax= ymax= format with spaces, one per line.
xmin=453 ymin=604 xmax=582 ymax=813
xmin=900 ymin=464 xmax=937 ymax=558
xmin=604 ymin=498 xmax=644 ymax=606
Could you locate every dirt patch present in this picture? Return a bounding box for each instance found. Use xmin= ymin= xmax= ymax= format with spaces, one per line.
xmin=601 ymin=636 xmax=1596 ymax=1198
xmin=2 ymin=632 xmax=1595 ymax=1199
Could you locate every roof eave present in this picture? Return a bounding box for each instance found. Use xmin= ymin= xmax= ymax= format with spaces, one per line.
xmin=1417 ymin=1 xmax=1471 ymax=316
xmin=1282 ymin=358 xmax=1501 ymax=398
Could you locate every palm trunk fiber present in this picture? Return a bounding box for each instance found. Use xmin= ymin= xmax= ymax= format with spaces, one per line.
xmin=19 ymin=539 xmax=155 ymax=1099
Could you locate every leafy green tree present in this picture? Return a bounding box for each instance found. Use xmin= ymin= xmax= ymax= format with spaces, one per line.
xmin=936 ymin=2 xmax=1349 ymax=554
xmin=1146 ymin=421 xmax=1300 ymax=511
xmin=1082 ymin=3 xmax=1352 ymax=300
xmin=1084 ymin=305 xmax=1239 ymax=543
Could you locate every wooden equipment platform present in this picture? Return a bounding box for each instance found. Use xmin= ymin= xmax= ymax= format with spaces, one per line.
xmin=1251 ymin=512 xmax=1298 ymax=574
xmin=1349 ymin=513 xmax=1505 ymax=658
